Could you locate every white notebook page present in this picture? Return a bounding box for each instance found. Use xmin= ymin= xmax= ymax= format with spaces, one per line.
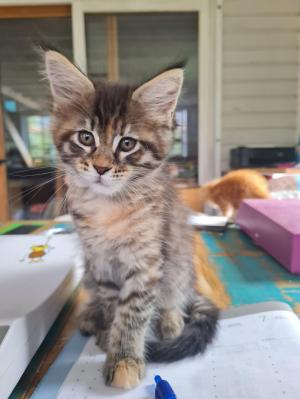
xmin=57 ymin=310 xmax=300 ymax=399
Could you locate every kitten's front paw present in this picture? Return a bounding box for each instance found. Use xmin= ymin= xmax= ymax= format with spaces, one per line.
xmin=160 ymin=309 xmax=184 ymax=339
xmin=103 ymin=355 xmax=145 ymax=389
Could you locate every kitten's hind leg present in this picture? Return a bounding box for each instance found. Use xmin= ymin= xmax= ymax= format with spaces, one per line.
xmin=159 ymin=309 xmax=185 ymax=340
xmin=78 ymin=297 xmax=116 ymax=338
xmin=79 ymin=274 xmax=119 ymax=339
xmin=96 ymin=328 xmax=110 ymax=352
xmin=79 ymin=303 xmax=113 ymax=352
xmin=78 ymin=302 xmax=103 ymax=336
xmin=78 ymin=303 xmax=115 ymax=352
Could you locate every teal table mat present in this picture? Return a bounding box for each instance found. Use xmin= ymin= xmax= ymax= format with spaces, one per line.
xmin=202 ymin=228 xmax=300 ymax=312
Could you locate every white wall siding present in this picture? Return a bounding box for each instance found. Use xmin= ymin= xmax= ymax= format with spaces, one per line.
xmin=222 ymin=0 xmax=300 ymax=171
xmin=224 ymin=0 xmax=300 ymax=15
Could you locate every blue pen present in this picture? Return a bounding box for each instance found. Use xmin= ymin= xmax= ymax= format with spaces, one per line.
xmin=154 ymin=375 xmax=177 ymax=399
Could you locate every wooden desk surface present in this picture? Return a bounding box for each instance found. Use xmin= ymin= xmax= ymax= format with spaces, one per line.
xmin=11 ymin=288 xmax=82 ymax=399
xmin=6 ymin=225 xmax=300 ymax=398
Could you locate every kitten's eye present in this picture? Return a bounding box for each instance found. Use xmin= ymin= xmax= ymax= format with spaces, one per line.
xmin=119 ymin=137 xmax=137 ymax=152
xmin=78 ymin=130 xmax=95 ymax=146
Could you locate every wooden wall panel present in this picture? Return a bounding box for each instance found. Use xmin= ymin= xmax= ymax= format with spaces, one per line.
xmin=222 ymin=0 xmax=300 ymax=171
xmin=0 ymin=5 xmax=71 ymax=19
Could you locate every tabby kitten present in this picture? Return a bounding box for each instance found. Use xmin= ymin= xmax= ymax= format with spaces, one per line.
xmin=44 ymin=50 xmax=219 ymax=389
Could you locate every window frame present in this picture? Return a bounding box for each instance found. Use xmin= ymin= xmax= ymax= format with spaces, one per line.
xmin=0 ymin=0 xmax=222 ymax=184
xmin=72 ymin=0 xmax=221 ymax=183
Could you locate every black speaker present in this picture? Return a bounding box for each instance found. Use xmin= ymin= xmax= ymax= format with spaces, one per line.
xmin=230 ymin=146 xmax=297 ymax=169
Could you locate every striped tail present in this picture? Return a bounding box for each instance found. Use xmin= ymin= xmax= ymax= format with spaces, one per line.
xmin=146 ymin=296 xmax=219 ymax=362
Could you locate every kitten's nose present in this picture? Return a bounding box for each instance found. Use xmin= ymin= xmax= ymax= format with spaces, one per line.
xmin=93 ymin=165 xmax=111 ymax=176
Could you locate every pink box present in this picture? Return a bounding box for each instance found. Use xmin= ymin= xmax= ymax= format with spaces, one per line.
xmin=236 ymin=199 xmax=300 ymax=274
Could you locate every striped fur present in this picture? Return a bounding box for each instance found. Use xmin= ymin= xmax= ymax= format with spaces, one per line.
xmin=44 ymin=50 xmax=219 ymax=389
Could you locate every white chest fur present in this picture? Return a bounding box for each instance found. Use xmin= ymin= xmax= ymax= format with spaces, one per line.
xmin=68 ymin=186 xmax=162 ymax=284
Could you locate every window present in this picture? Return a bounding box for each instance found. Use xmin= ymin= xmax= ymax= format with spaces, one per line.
xmin=0 ymin=12 xmax=72 ymax=219
xmin=85 ymin=12 xmax=198 ymax=181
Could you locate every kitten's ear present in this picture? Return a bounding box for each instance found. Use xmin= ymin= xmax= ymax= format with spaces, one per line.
xmin=132 ymin=68 xmax=183 ymax=126
xmin=44 ymin=50 xmax=94 ymax=105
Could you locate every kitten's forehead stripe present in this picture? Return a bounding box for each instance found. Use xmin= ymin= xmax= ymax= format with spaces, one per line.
xmin=91 ymin=118 xmax=96 ymax=131
xmin=93 ymin=82 xmax=135 ymax=132
xmin=104 ymin=122 xmax=114 ymax=146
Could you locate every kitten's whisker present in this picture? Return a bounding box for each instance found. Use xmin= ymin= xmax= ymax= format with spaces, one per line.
xmin=58 ymin=193 xmax=68 ymax=216
xmin=8 ymin=170 xmax=58 ymax=178
xmin=8 ymin=164 xmax=64 ymax=175
xmin=40 ymin=180 xmax=67 ymax=219
xmin=29 ymin=174 xmax=66 ymax=204
xmin=8 ymin=177 xmax=57 ymax=203
xmin=8 ymin=173 xmax=66 ymax=206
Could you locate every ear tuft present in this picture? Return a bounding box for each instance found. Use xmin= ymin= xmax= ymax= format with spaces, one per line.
xmin=44 ymin=50 xmax=94 ymax=105
xmin=132 ymin=68 xmax=183 ymax=126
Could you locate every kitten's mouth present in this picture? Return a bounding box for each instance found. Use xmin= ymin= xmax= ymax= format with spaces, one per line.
xmin=94 ymin=176 xmax=114 ymax=187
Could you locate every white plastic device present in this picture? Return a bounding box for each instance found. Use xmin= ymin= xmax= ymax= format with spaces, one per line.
xmin=0 ymin=234 xmax=80 ymax=399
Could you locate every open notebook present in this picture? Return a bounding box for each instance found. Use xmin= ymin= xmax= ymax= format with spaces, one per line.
xmin=32 ymin=302 xmax=300 ymax=399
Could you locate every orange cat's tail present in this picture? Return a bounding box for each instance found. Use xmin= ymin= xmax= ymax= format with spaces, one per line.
xmin=193 ymin=234 xmax=230 ymax=309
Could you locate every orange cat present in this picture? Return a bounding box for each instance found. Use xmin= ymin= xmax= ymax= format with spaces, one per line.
xmin=199 ymin=169 xmax=269 ymax=218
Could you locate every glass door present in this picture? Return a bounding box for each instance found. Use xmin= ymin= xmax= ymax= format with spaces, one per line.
xmin=0 ymin=1 xmax=218 ymax=222
xmin=0 ymin=5 xmax=73 ymax=220
xmin=85 ymin=12 xmax=198 ymax=183
xmin=72 ymin=0 xmax=217 ymax=186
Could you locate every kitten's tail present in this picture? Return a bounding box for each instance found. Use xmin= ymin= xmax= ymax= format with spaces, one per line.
xmin=146 ymin=296 xmax=219 ymax=362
